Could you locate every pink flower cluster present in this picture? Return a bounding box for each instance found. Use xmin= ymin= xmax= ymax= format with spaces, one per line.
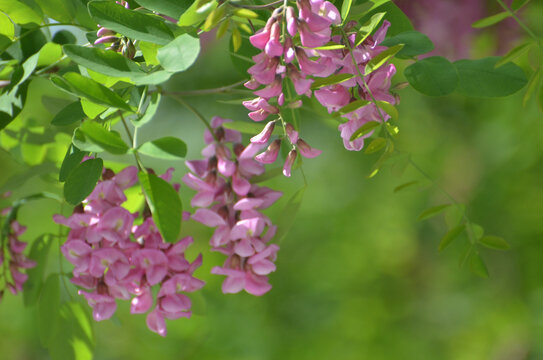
xmin=54 ymin=165 xmax=204 ymax=337
xmin=0 ymin=201 xmax=36 ymax=300
xmin=312 ymin=21 xmax=398 ymax=151
xmin=94 ymin=1 xmax=135 ymax=58
xmin=183 ymin=117 xmax=282 ymax=296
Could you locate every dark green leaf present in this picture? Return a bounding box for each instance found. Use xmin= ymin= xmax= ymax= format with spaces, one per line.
xmin=365 ymin=44 xmax=403 ymax=75
xmin=439 ymin=224 xmax=465 ymax=251
xmin=222 ymin=121 xmax=281 ymax=135
xmin=359 ymin=2 xmax=413 ymax=37
xmin=138 ymin=137 xmax=187 ymax=159
xmin=38 ymin=274 xmax=61 ymax=347
xmin=470 ymin=252 xmax=489 ymax=278
xmin=23 ymin=235 xmax=53 ymax=307
xmin=64 ymin=158 xmax=103 ymax=205
xmin=405 ymin=56 xmax=458 ymax=96
xmin=136 ymin=0 xmax=190 ymax=19
xmin=381 ymin=31 xmax=434 ymax=59
xmin=349 ymin=121 xmax=380 ymax=141
xmin=418 ymin=204 xmax=451 ymax=221
xmin=52 ymin=30 xmax=77 ymax=45
xmin=472 ymin=12 xmax=509 ymax=28
xmin=139 ymin=172 xmax=182 ymax=243
xmin=59 ymin=145 xmax=87 ymax=182
xmin=275 ymin=187 xmax=306 ymax=241
xmin=393 ymin=180 xmax=419 ymax=193
xmin=88 ymin=0 xmax=174 ymax=45
xmin=337 ymin=99 xmax=371 ymax=115
xmin=51 ymin=72 xmax=133 ymax=111
xmin=512 ymin=0 xmax=531 ymax=10
xmin=157 ymin=34 xmax=201 ymax=73
xmin=51 ymin=101 xmax=86 ymax=126
xmin=229 ymin=33 xmax=259 ymax=75
xmin=364 ymin=137 xmax=386 ymax=154
xmin=454 ymin=57 xmax=528 ymax=97
xmin=72 ymin=129 xmax=103 ymax=153
xmin=479 ymin=235 xmax=510 ymax=250
xmin=79 ymin=121 xmax=130 ymax=154
xmin=311 ymin=73 xmax=355 ymax=89
xmin=36 ymin=0 xmax=76 ymax=22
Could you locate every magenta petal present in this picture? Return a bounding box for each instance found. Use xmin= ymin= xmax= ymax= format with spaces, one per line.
xmin=146 ymin=308 xmax=167 ymax=337
xmin=131 ymin=286 xmax=153 ymax=314
xmin=192 ymin=209 xmax=226 ymax=227
xmin=297 ymin=139 xmax=322 ymax=158
xmin=283 ymin=150 xmax=297 ymax=177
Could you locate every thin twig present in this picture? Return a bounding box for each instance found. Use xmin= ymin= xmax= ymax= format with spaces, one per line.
xmin=119 ymin=112 xmax=145 ymax=171
xmin=162 ymin=80 xmax=247 ymax=96
xmin=496 ymin=0 xmax=543 ymax=51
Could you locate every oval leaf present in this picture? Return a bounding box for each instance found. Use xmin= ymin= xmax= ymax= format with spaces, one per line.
xmin=63 ymin=44 xmax=143 ymax=77
xmin=157 ymin=34 xmax=201 ymax=73
xmin=454 ymin=57 xmax=528 ymax=97
xmin=338 ymin=99 xmax=371 ymax=115
xmin=88 ymin=0 xmax=174 ymax=45
xmin=51 ymin=101 xmax=86 ymax=126
xmin=138 ymin=137 xmax=187 ymax=159
xmin=418 ymin=203 xmax=451 ymax=221
xmin=381 ymin=30 xmax=434 ymax=59
xmin=64 ymin=158 xmax=103 ymax=205
xmin=350 ymin=121 xmax=380 ymax=141
xmin=139 ymin=172 xmax=182 ymax=243
xmin=439 ymin=224 xmax=465 ymax=252
xmin=132 ymin=92 xmax=161 ymax=127
xmin=311 ymin=73 xmax=355 ymax=89
xmin=365 ymin=44 xmax=404 ymax=75
xmin=470 ymin=252 xmax=489 ymax=278
xmin=472 ymin=12 xmax=510 ymax=28
xmin=136 ymin=0 xmax=189 ymax=19
xmin=479 ymin=235 xmax=510 ymax=250
xmin=59 ymin=145 xmax=87 ymax=182
xmin=364 ymin=137 xmax=386 ymax=154
xmin=405 ymin=56 xmax=458 ymax=96
xmin=79 ymin=121 xmax=129 ymax=155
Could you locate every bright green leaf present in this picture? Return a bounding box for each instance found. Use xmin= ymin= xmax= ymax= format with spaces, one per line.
xmin=35 ymin=0 xmax=76 ymax=23
xmin=133 ymin=92 xmax=161 ymax=127
xmin=63 ymin=44 xmax=144 ymax=77
xmin=157 ymin=34 xmax=201 ymax=73
xmin=376 ymin=101 xmax=398 ymax=121
xmin=222 ymin=121 xmax=281 ymax=135
xmin=349 ymin=121 xmax=380 ymax=141
xmin=341 ymin=0 xmax=353 ymax=24
xmin=472 ymin=12 xmax=510 ymax=28
xmin=178 ymin=0 xmax=217 ymax=27
xmin=365 ymin=44 xmax=403 ymax=75
xmin=495 ymin=42 xmax=533 ymax=68
xmin=79 ymin=121 xmax=129 ymax=154
xmin=138 ymin=172 xmax=182 ymax=243
xmin=0 ymin=0 xmax=42 ymax=24
xmin=355 ymin=12 xmax=386 ymax=47
xmin=64 ymin=158 xmax=103 ymax=205
xmin=337 ymin=99 xmax=371 ymax=115
xmin=138 ymin=137 xmax=187 ymax=159
xmin=364 ymin=137 xmax=386 ymax=154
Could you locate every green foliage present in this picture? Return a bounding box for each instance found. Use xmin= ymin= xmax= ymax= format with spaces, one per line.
xmin=381 ymin=31 xmax=434 ymax=59
xmin=311 ymin=73 xmax=355 ymax=89
xmin=59 ymin=145 xmax=87 ymax=182
xmin=63 ymin=158 xmax=103 ymax=205
xmin=405 ymin=56 xmax=458 ymax=96
xmin=138 ymin=137 xmax=187 ymax=159
xmin=138 ymin=172 xmax=182 ymax=243
xmin=472 ymin=12 xmax=510 ymax=28
xmin=78 ymin=121 xmax=130 ymax=155
xmin=365 ymin=44 xmax=403 ymax=75
xmin=38 ymin=273 xmax=61 ymax=347
xmin=418 ymin=204 xmax=452 ymax=221
xmin=136 ymin=0 xmax=191 ymax=19
xmin=454 ymin=57 xmax=528 ymax=97
xmin=51 ymin=101 xmax=85 ymax=126
xmin=157 ymin=34 xmax=201 ymax=73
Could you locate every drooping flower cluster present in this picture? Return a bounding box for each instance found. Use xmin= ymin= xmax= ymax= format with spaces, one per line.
xmin=54 ymin=166 xmax=204 ymax=337
xmin=242 ymin=0 xmax=340 ymax=173
xmin=183 ymin=117 xmax=282 ymax=296
xmin=94 ymin=1 xmax=136 ymax=58
xmin=0 ymin=198 xmax=36 ymax=301
xmin=312 ymin=21 xmax=398 ymax=151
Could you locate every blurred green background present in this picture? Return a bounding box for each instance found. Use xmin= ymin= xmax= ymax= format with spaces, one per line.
xmin=2 ymin=2 xmax=543 ymax=359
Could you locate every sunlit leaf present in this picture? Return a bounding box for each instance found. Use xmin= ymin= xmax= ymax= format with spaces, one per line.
xmin=138 ymin=137 xmax=187 ymax=159
xmin=79 ymin=121 xmax=130 ymax=155
xmin=157 ymin=34 xmax=201 ymax=73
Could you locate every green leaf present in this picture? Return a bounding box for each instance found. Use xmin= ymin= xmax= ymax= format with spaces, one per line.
xmin=157 ymin=34 xmax=201 ymax=73
xmin=133 ymin=92 xmax=161 ymax=127
xmin=470 ymin=252 xmax=489 ymax=278
xmin=0 ymin=0 xmax=43 ymax=24
xmin=522 ymin=67 xmax=542 ymax=106
xmin=454 ymin=57 xmax=528 ymax=97
xmin=88 ymin=0 xmax=174 ymax=45
xmin=139 ymin=41 xmax=160 ymax=66
xmin=393 ymin=180 xmax=419 ymax=193
xmin=349 ymin=121 xmax=380 ymax=141
xmin=0 ymin=12 xmax=14 ymax=39
xmin=23 ymin=235 xmax=53 ymax=307
xmin=512 ymin=0 xmax=531 ymax=10
xmin=359 ymin=2 xmax=413 ymax=37
xmin=136 ymin=0 xmax=190 ymax=19
xmin=310 ymin=44 xmax=346 ymax=50
xmin=311 ymin=73 xmax=355 ymax=90
xmin=35 ymin=0 xmax=76 ymax=23
xmin=337 ymin=99 xmax=371 ymax=115
xmin=51 ymin=72 xmax=133 ymax=111
xmin=341 ymin=0 xmax=353 ymax=24
xmin=376 ymin=101 xmax=398 ymax=121
xmin=222 ymin=121 xmax=281 ymax=135
xmin=275 ymin=187 xmax=306 ymax=241
xmin=418 ymin=204 xmax=451 ymax=221
xmin=38 ymin=274 xmax=61 ymax=347
xmin=178 ymin=0 xmax=217 ymax=27
xmin=59 ymin=145 xmax=87 ymax=182
xmin=72 ymin=129 xmax=102 ymax=152
xmin=63 ymin=44 xmax=144 ymax=78
xmin=355 ymin=12 xmax=386 ymax=47
xmin=381 ymin=31 xmax=434 ymax=59
xmin=51 ymin=101 xmax=85 ymax=126
xmin=405 ymin=56 xmax=458 ymax=96
xmin=138 ymin=137 xmax=187 ymax=159
xmin=139 ymin=172 xmax=182 ymax=243
xmin=479 ymin=235 xmax=510 ymax=250
xmin=495 ymin=42 xmax=533 ymax=68
xmin=79 ymin=121 xmax=130 ymax=155
xmin=365 ymin=44 xmax=403 ymax=75
xmin=438 ymin=224 xmax=465 ymax=252
xmin=64 ymin=158 xmax=103 ymax=205
xmin=472 ymin=12 xmax=510 ymax=28
xmin=364 ymin=137 xmax=386 ymax=154
xmin=52 ymin=30 xmax=77 ymax=45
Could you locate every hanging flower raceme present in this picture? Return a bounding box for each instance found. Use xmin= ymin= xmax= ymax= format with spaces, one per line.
xmin=54 ymin=166 xmax=204 ymax=337
xmin=0 ymin=195 xmax=36 ymax=301
xmin=312 ymin=20 xmax=399 ymax=151
xmin=241 ymin=0 xmax=340 ymax=175
xmin=183 ymin=117 xmax=282 ymax=296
